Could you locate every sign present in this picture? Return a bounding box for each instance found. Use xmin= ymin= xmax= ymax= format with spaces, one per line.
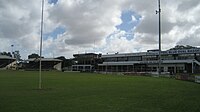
xmin=140 ymin=61 xmax=159 ymax=64
xmin=162 ymin=48 xmax=200 ymax=55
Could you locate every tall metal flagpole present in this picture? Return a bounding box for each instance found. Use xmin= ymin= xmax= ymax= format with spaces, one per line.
xmin=156 ymin=0 xmax=161 ymax=76
xmin=39 ymin=0 xmax=44 ymax=89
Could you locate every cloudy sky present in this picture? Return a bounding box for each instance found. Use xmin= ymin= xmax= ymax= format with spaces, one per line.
xmin=1 ymin=0 xmax=200 ymax=59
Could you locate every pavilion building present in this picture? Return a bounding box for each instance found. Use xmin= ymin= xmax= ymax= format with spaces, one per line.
xmin=97 ymin=48 xmax=200 ymax=74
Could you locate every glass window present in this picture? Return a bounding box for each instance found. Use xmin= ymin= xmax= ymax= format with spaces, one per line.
xmin=128 ymin=56 xmax=142 ymax=61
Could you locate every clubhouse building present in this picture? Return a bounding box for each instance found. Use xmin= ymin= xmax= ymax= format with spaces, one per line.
xmin=72 ymin=47 xmax=200 ymax=74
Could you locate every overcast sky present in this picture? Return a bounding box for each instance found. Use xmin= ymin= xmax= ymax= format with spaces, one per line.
xmin=1 ymin=0 xmax=200 ymax=59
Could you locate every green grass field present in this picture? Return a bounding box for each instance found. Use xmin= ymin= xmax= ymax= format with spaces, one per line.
xmin=0 ymin=70 xmax=200 ymax=112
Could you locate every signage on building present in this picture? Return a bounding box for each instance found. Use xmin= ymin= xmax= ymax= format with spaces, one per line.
xmin=162 ymin=48 xmax=200 ymax=55
xmin=140 ymin=61 xmax=159 ymax=64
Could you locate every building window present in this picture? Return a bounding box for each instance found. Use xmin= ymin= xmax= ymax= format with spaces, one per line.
xmin=104 ymin=58 xmax=117 ymax=62
xmin=117 ymin=57 xmax=128 ymax=61
xmin=128 ymin=56 xmax=142 ymax=61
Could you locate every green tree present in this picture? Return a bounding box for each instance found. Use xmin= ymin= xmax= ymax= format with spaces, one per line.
xmin=170 ymin=45 xmax=196 ymax=50
xmin=56 ymin=56 xmax=75 ymax=68
xmin=28 ymin=53 xmax=43 ymax=59
xmin=0 ymin=52 xmax=12 ymax=57
xmin=13 ymin=51 xmax=21 ymax=61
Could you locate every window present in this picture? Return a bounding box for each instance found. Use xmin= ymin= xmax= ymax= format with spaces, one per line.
xmin=117 ymin=57 xmax=128 ymax=61
xmin=104 ymin=57 xmax=117 ymax=62
xmin=142 ymin=55 xmax=158 ymax=61
xmin=128 ymin=56 xmax=142 ymax=61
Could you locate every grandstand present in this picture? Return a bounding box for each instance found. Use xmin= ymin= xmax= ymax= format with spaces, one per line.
xmin=24 ymin=58 xmax=62 ymax=71
xmin=0 ymin=55 xmax=16 ymax=70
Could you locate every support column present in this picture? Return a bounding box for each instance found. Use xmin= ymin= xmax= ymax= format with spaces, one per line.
xmin=106 ymin=64 xmax=108 ymax=74
xmin=174 ymin=65 xmax=176 ymax=74
xmin=192 ymin=61 xmax=194 ymax=74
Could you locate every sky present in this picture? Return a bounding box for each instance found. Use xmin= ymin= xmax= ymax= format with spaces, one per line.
xmin=1 ymin=0 xmax=200 ymax=59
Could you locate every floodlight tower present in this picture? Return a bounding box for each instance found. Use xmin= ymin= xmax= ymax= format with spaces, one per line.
xmin=39 ymin=0 xmax=44 ymax=89
xmin=156 ymin=0 xmax=161 ymax=76
xmin=11 ymin=45 xmax=14 ymax=57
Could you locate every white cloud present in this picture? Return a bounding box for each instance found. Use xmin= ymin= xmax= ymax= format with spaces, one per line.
xmin=131 ymin=15 xmax=137 ymax=22
xmin=48 ymin=0 xmax=123 ymax=46
xmin=0 ymin=0 xmax=57 ymax=58
xmin=1 ymin=0 xmax=200 ymax=59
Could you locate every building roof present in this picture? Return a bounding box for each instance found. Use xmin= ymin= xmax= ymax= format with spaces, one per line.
xmin=27 ymin=58 xmax=62 ymax=62
xmin=102 ymin=52 xmax=155 ymax=58
xmin=0 ymin=55 xmax=15 ymax=60
xmin=73 ymin=53 xmax=98 ymax=57
xmin=102 ymin=48 xmax=200 ymax=58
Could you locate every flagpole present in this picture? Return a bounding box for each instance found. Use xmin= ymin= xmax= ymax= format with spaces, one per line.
xmin=39 ymin=0 xmax=44 ymax=89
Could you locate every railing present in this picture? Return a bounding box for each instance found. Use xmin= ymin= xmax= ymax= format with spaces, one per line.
xmin=193 ymin=59 xmax=200 ymax=65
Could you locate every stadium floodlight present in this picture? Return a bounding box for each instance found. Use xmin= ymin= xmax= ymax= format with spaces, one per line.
xmin=39 ymin=0 xmax=44 ymax=89
xmin=11 ymin=45 xmax=14 ymax=57
xmin=156 ymin=0 xmax=161 ymax=76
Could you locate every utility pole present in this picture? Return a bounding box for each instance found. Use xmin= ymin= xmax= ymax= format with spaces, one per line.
xmin=39 ymin=0 xmax=44 ymax=89
xmin=156 ymin=0 xmax=161 ymax=76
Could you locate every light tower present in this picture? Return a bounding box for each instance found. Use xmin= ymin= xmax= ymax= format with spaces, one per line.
xmin=11 ymin=45 xmax=14 ymax=57
xmin=156 ymin=0 xmax=161 ymax=76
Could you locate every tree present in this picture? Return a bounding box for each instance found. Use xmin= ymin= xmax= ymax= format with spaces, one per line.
xmin=170 ymin=45 xmax=196 ymax=50
xmin=13 ymin=51 xmax=21 ymax=61
xmin=56 ymin=56 xmax=66 ymax=61
xmin=28 ymin=53 xmax=43 ymax=59
xmin=0 ymin=52 xmax=12 ymax=57
xmin=56 ymin=56 xmax=75 ymax=68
